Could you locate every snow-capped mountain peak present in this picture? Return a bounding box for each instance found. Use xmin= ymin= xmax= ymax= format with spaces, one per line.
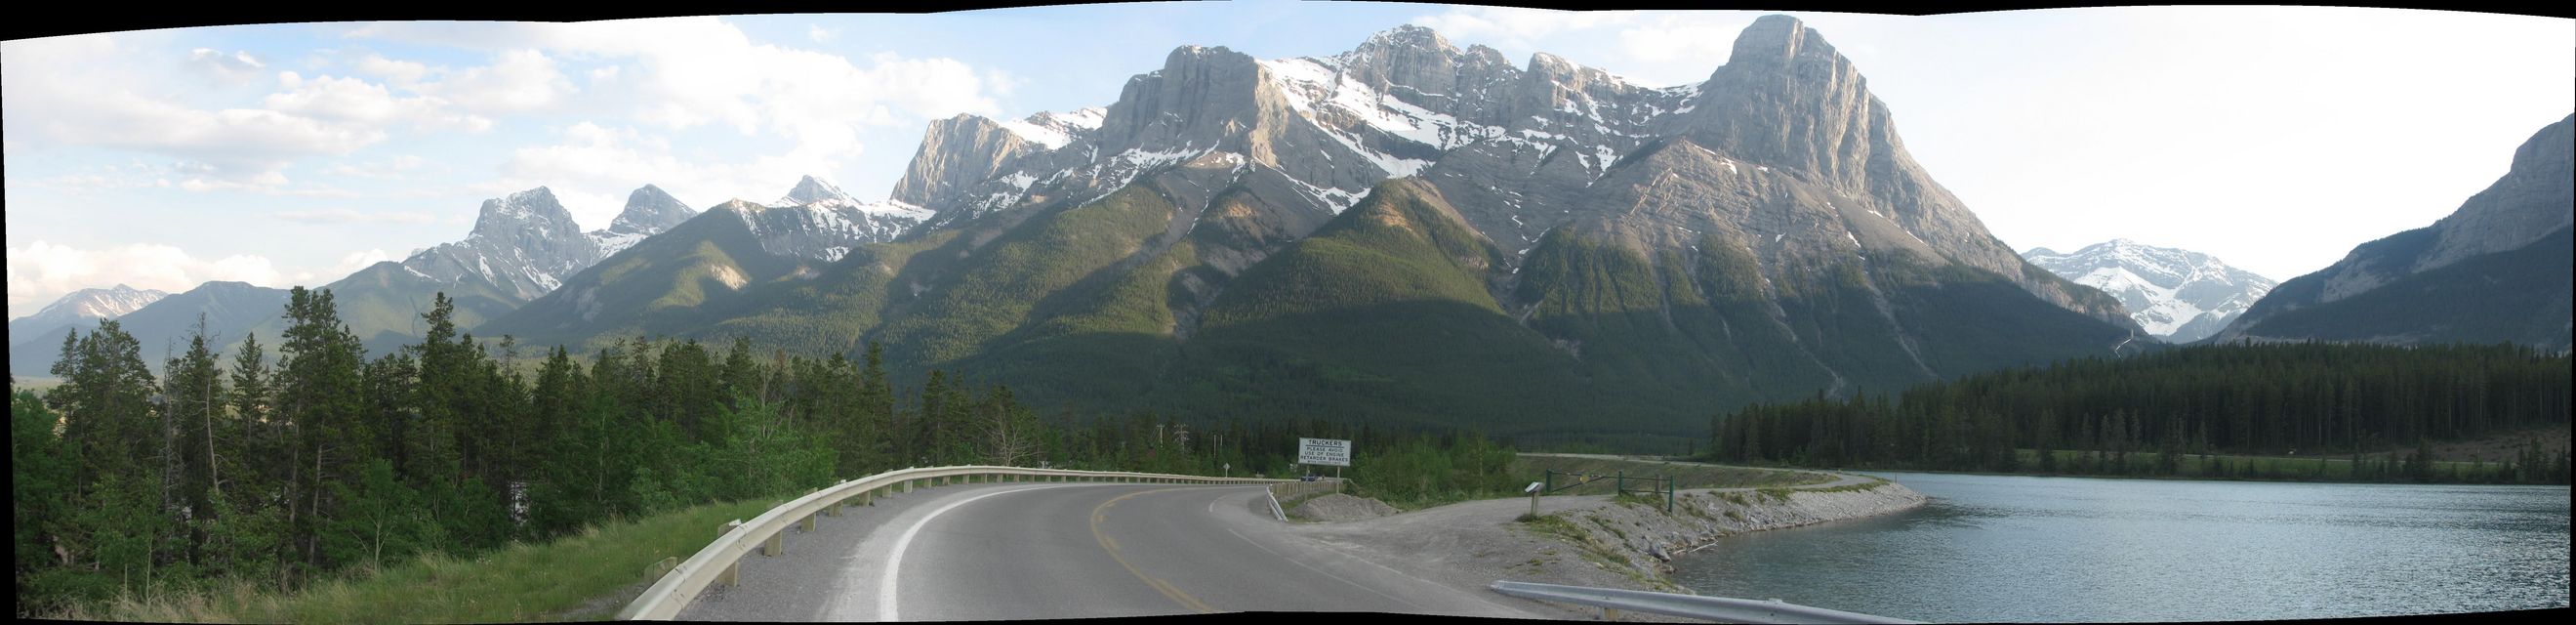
xmin=16 ymin=284 xmax=168 ymax=325
xmin=998 ymin=108 xmax=1109 ymax=151
xmin=736 ymin=177 xmax=933 ymax=261
xmin=592 ymin=185 xmax=699 ymax=257
xmin=2024 ymin=239 xmax=2277 ymax=343
xmin=773 ymin=175 xmax=856 ymax=208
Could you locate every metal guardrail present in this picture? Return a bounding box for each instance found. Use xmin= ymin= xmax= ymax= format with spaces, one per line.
xmin=619 ymin=465 xmax=1287 ymax=620
xmin=1490 ymin=580 xmax=1922 ymax=624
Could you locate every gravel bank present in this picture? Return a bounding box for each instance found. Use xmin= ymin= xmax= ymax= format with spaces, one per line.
xmin=1288 ymin=493 xmax=1400 ymax=521
xmin=1261 ymin=471 xmax=1924 ymax=620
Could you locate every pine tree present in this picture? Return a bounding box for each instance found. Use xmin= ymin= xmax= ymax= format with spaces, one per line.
xmin=273 ymin=287 xmax=373 ymax=576
xmin=163 ymin=316 xmax=227 ymax=571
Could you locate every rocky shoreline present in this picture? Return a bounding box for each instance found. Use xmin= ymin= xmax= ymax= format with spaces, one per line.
xmin=1549 ymin=479 xmax=1929 ymax=591
xmin=1263 ymin=469 xmax=1927 ymax=620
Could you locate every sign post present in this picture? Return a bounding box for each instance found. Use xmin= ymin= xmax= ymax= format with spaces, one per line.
xmin=1298 ymin=438 xmax=1351 ymax=493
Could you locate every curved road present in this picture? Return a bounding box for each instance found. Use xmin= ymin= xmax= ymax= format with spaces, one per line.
xmin=679 ymin=481 xmax=1545 ymax=621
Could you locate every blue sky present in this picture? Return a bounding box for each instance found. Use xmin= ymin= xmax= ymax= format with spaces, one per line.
xmin=6 ymin=5 xmax=2571 ymax=318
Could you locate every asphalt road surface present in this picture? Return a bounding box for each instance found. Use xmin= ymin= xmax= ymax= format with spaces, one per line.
xmin=678 ymin=481 xmax=1547 ymax=621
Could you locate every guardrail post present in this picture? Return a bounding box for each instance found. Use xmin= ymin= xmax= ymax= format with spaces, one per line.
xmin=1604 ymin=606 xmax=1620 ymax=621
xmin=763 ymin=529 xmax=784 ymax=557
xmin=715 ymin=520 xmax=744 ymax=587
xmin=801 ymin=512 xmax=818 ymax=532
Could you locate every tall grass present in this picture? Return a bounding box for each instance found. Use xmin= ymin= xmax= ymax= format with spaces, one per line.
xmin=53 ymin=497 xmax=782 ymax=623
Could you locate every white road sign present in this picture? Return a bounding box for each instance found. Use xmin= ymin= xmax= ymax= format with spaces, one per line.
xmin=1298 ymin=438 xmax=1351 ymax=467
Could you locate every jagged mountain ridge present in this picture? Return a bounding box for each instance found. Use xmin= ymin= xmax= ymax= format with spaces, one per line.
xmin=880 ymin=19 xmax=2133 ymax=331
xmin=480 ymin=16 xmax=2146 ymax=439
xmin=751 ymin=175 xmax=934 ymax=261
xmin=2213 ymin=113 xmax=2573 ymax=350
xmin=2024 ymin=239 xmax=2275 ymax=344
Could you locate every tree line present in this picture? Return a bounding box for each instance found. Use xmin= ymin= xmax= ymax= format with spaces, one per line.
xmin=14 ymin=288 xmax=1525 ymax=615
xmin=1705 ymin=342 xmax=2571 ymax=483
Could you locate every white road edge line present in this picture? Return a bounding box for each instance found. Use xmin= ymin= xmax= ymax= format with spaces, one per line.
xmin=878 ymin=484 xmax=1070 ymax=622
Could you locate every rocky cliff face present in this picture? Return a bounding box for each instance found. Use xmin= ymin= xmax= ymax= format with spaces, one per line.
xmin=402 ymin=187 xmax=600 ymax=302
xmin=2333 ymin=113 xmax=2574 ymax=299
xmin=879 ymin=16 xmax=2131 ymax=336
xmin=890 ymin=115 xmax=1039 ymax=210
xmin=2024 ymin=239 xmax=2275 ymax=344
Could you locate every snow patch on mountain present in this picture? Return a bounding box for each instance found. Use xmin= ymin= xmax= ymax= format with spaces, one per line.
xmin=15 ymin=284 xmax=168 ymax=326
xmin=2024 ymin=239 xmax=2276 ymax=343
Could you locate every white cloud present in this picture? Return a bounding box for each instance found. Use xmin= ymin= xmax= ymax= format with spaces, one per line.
xmin=330 ymin=249 xmax=394 ymax=274
xmin=414 ymin=49 xmax=574 ymax=113
xmin=324 ymin=154 xmax=429 ymax=179
xmin=6 ymin=36 xmax=388 ymax=182
xmin=271 ymin=208 xmax=437 ymax=225
xmin=486 ymin=121 xmax=844 ymax=229
xmin=1615 ymin=17 xmax=1746 ymax=66
xmin=187 ymin=48 xmax=266 ymax=84
xmin=352 ymin=54 xmax=431 ymax=85
xmin=808 ymin=24 xmax=838 ymax=43
xmin=262 ymin=72 xmax=494 ymax=133
xmin=348 ymin=17 xmax=1007 ymax=181
xmin=6 ymin=240 xmax=292 ymax=318
xmin=1411 ymin=7 xmax=1640 ymax=51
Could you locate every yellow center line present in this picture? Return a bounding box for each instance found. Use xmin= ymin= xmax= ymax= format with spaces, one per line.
xmin=1090 ymin=487 xmax=1217 ymax=614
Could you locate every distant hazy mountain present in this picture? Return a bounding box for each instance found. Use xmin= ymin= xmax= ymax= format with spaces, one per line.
xmin=7 ymin=284 xmax=168 ymax=340
xmin=238 ymin=186 xmax=698 ymax=354
xmin=10 ymin=281 xmax=288 ymax=377
xmin=2024 ymin=239 xmax=2275 ymax=344
xmin=2212 ymin=113 xmax=2573 ymax=351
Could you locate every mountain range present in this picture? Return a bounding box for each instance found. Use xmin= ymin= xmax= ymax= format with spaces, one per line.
xmin=2024 ymin=240 xmax=2275 ymax=344
xmin=474 ymin=16 xmax=2144 ymax=438
xmin=2211 ymin=113 xmax=2573 ymax=351
xmin=24 ymin=17 xmax=2560 ymax=440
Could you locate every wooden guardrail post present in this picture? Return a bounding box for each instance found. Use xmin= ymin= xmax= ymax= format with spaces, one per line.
xmin=762 ymin=529 xmax=784 ymax=557
xmin=800 ymin=512 xmax=818 ymax=532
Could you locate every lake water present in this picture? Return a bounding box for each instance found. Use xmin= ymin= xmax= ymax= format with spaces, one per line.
xmin=1670 ymin=472 xmax=2570 ymax=622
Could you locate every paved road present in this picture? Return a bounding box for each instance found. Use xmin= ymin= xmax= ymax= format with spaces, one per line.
xmin=679 ymin=481 xmax=1545 ymax=621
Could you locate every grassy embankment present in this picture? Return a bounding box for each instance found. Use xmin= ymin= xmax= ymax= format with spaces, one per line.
xmin=54 ymin=497 xmax=782 ymax=623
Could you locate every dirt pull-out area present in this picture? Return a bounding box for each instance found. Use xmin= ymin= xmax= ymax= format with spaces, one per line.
xmin=1288 ymin=493 xmax=1400 ymax=521
xmin=1262 ymin=467 xmax=1924 ymax=620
